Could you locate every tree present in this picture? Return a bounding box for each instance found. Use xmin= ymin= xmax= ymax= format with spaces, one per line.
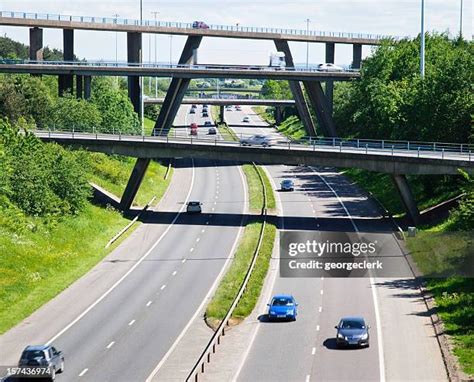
xmin=334 ymin=34 xmax=473 ymax=143
xmin=50 ymin=95 xmax=102 ymax=132
xmin=91 ymin=77 xmax=141 ymax=134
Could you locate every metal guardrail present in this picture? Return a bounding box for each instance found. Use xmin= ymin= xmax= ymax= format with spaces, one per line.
xmin=35 ymin=128 xmax=474 ymax=161
xmin=186 ymin=163 xmax=267 ymax=382
xmin=0 ymin=10 xmax=406 ymax=41
xmin=0 ymin=59 xmax=360 ymax=74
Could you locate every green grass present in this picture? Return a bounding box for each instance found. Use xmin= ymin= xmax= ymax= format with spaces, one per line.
xmin=206 ymin=163 xmax=276 ymax=325
xmin=342 ymin=168 xmax=460 ymax=216
xmin=87 ymin=153 xmax=172 ymax=207
xmin=277 ymin=115 xmax=306 ymax=140
xmin=252 ymin=106 xmax=275 ymax=125
xmin=407 ymin=226 xmax=473 ymax=376
xmin=0 ymin=204 xmax=130 ymax=334
xmin=0 ymin=152 xmax=173 ymax=334
xmin=144 ymin=117 xmax=155 ymax=136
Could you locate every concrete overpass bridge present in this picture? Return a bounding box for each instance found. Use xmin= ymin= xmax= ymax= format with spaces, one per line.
xmin=143 ymin=97 xmax=295 ymax=124
xmin=35 ymin=130 xmax=474 ymax=223
xmin=2 ymin=9 xmax=395 ymax=214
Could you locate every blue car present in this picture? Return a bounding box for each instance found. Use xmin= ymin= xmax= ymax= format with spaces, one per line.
xmin=267 ymin=294 xmax=298 ymax=321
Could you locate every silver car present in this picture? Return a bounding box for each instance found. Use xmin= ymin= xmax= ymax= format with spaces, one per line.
xmin=280 ymin=179 xmax=294 ymax=191
xmin=18 ymin=345 xmax=65 ymax=380
xmin=240 ymin=134 xmax=275 ymax=147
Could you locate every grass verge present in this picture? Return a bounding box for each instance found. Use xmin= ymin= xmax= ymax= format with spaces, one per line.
xmin=86 ymin=153 xmax=172 ymax=207
xmin=0 ymin=152 xmax=173 ymax=333
xmin=407 ymin=229 xmax=473 ymax=376
xmin=342 ymin=168 xmax=460 ymax=216
xmin=252 ymin=106 xmax=275 ymax=125
xmin=276 ymin=115 xmax=306 ymax=140
xmin=205 ymin=164 xmax=276 ymax=326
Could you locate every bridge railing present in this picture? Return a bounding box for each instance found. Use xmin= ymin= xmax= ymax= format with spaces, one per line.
xmin=0 ymin=59 xmax=361 ymax=73
xmin=32 ymin=127 xmax=474 ymax=161
xmin=0 ymin=10 xmax=406 ymax=41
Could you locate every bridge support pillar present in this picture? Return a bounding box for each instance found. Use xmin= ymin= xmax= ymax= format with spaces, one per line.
xmin=84 ymin=76 xmax=92 ymax=99
xmin=303 ymin=81 xmax=337 ymax=137
xmin=58 ymin=29 xmax=74 ymax=96
xmin=325 ymin=42 xmax=335 ymax=115
xmin=274 ymin=39 xmax=317 ymax=136
xmin=274 ymin=106 xmax=283 ymax=125
xmin=352 ymin=43 xmax=362 ymax=69
xmin=29 ymin=27 xmax=43 ymax=61
xmin=120 ymin=36 xmax=202 ymax=211
xmin=127 ymin=32 xmax=142 ymax=116
xmin=76 ymin=75 xmax=83 ymax=98
xmin=392 ymin=174 xmax=420 ymax=225
xmin=219 ymin=105 xmax=225 ymax=124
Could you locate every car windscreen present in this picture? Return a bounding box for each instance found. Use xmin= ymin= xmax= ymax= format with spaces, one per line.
xmin=22 ymin=350 xmax=45 ymax=360
xmin=341 ymin=320 xmax=364 ymax=329
xmin=272 ymin=298 xmax=293 ymax=306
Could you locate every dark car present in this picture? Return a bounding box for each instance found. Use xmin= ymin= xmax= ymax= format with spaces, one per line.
xmin=267 ymin=294 xmax=298 ymax=321
xmin=192 ymin=21 xmax=209 ymax=29
xmin=280 ymin=179 xmax=294 ymax=191
xmin=204 ymin=121 xmax=212 ymax=127
xmin=202 ymin=112 xmax=209 ymax=118
xmin=335 ymin=316 xmax=370 ymax=348
xmin=18 ymin=345 xmax=65 ymax=380
xmin=190 ymin=108 xmax=196 ymax=114
xmin=208 ymin=127 xmax=217 ymax=135
xmin=186 ymin=201 xmax=202 ymax=213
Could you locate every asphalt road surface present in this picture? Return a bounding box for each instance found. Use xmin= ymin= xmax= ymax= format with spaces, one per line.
xmin=0 ymin=106 xmax=245 ymax=382
xmin=225 ymin=106 xmax=447 ymax=382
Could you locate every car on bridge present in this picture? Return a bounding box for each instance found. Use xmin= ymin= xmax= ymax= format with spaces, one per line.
xmin=190 ymin=123 xmax=198 ymax=135
xmin=335 ymin=316 xmax=370 ymax=348
xmin=280 ymin=179 xmax=295 ymax=191
xmin=18 ymin=344 xmax=65 ymax=380
xmin=267 ymin=294 xmax=298 ymax=321
xmin=317 ymin=63 xmax=344 ymax=72
xmin=186 ymin=201 xmax=202 ymax=213
xmin=240 ymin=134 xmax=275 ymax=147
xmin=192 ymin=21 xmax=209 ymax=29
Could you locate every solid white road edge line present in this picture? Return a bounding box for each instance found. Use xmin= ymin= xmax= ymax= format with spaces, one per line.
xmin=45 ymin=160 xmax=196 ymax=345
xmin=145 ymin=163 xmax=248 ymax=382
xmin=232 ymin=165 xmax=282 ymax=382
xmin=309 ymin=166 xmax=386 ymax=382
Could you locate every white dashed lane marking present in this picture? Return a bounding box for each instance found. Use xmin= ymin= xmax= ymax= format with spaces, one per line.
xmin=128 ymin=319 xmax=135 ymax=326
xmin=161 ymin=285 xmax=167 ymax=290
xmin=311 ymin=347 xmax=316 ymax=355
xmin=146 ymin=301 xmax=152 ymax=307
xmin=172 ymin=271 xmax=177 ymax=276
xmin=79 ymin=369 xmax=88 ymax=377
xmin=106 ymin=341 xmax=115 ymax=349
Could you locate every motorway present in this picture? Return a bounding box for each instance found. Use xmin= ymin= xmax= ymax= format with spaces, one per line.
xmin=221 ymin=106 xmax=448 ymax=381
xmin=0 ymin=106 xmax=245 ymax=381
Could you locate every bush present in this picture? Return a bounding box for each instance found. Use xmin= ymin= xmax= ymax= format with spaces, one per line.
xmin=0 ymin=119 xmax=90 ymax=217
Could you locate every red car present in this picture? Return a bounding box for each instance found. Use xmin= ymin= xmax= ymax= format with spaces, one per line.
xmin=192 ymin=21 xmax=209 ymax=29
xmin=190 ymin=123 xmax=198 ymax=135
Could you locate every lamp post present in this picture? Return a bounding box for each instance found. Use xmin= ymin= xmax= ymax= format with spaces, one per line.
xmin=305 ymin=18 xmax=310 ymax=69
xmin=420 ymin=0 xmax=425 ymax=78
xmin=151 ymin=11 xmax=159 ymax=98
xmin=139 ymin=0 xmax=144 ymax=134
xmin=113 ymin=14 xmax=119 ymax=87
xmin=459 ymin=0 xmax=463 ymax=37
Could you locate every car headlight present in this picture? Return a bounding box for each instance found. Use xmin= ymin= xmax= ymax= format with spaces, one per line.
xmin=337 ymin=333 xmax=344 ymax=339
xmin=287 ymin=310 xmax=294 ymax=315
xmin=360 ymin=333 xmax=368 ymax=340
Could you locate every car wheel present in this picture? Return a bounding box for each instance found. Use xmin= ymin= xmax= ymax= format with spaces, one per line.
xmin=50 ymin=367 xmax=56 ymax=380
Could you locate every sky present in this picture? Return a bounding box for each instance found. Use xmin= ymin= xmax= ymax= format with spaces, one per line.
xmin=0 ymin=0 xmax=472 ymax=65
